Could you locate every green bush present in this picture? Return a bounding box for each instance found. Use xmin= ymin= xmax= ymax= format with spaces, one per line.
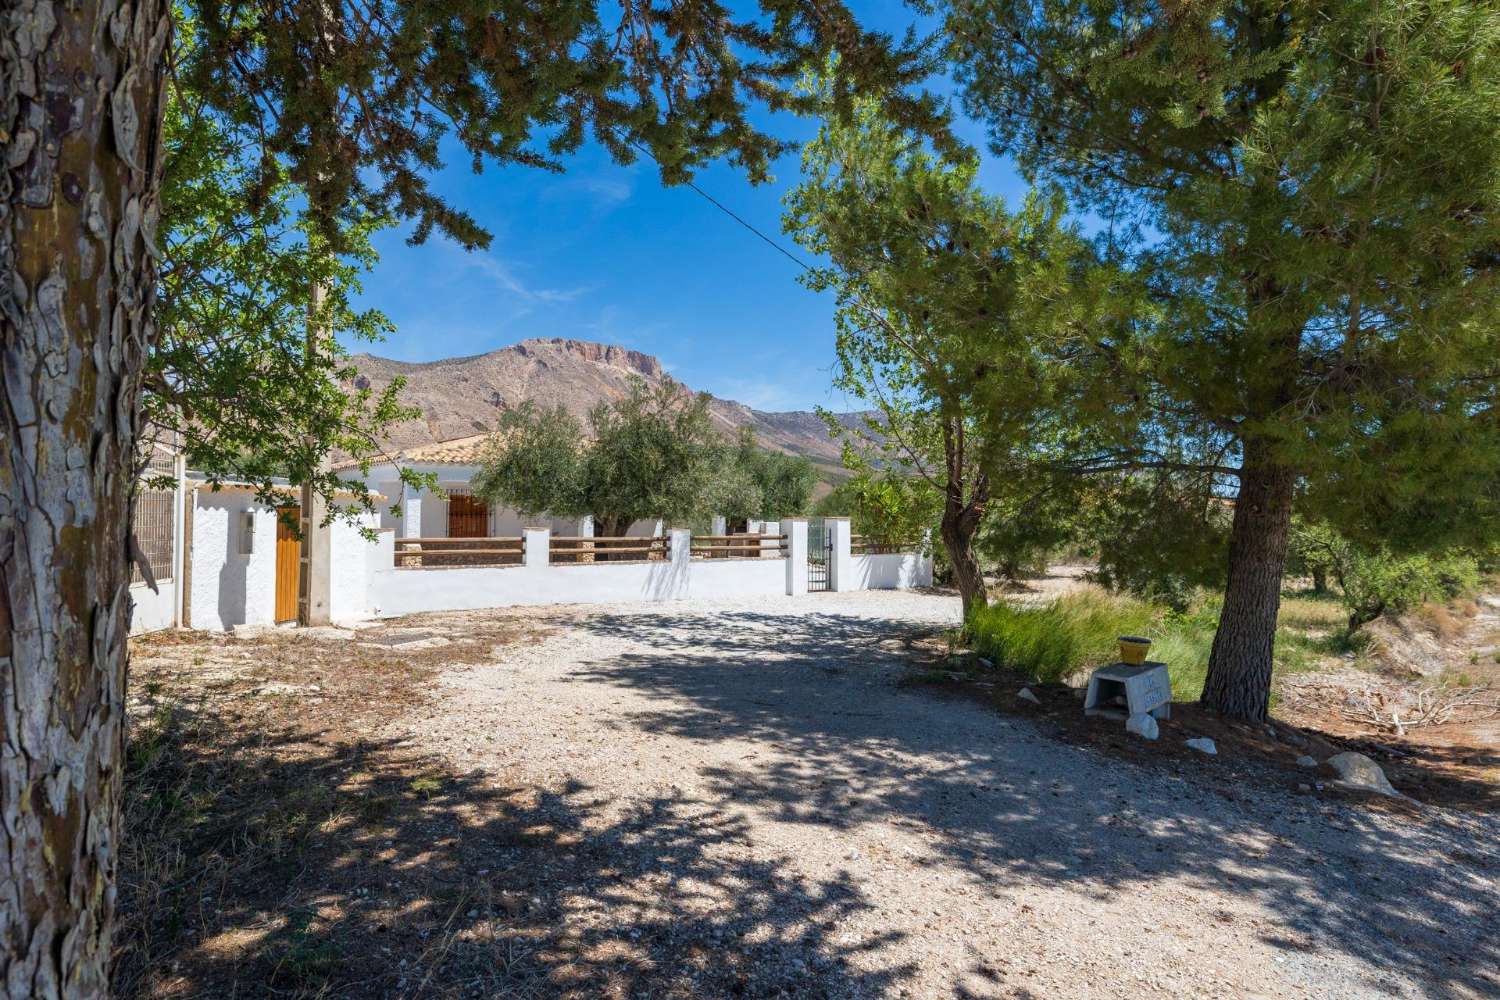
xmin=1340 ymin=550 xmax=1481 ymax=627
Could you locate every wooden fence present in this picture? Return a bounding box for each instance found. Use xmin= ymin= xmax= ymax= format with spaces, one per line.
xmin=551 ymin=535 xmax=669 ymax=564
xmin=689 ymin=533 xmax=787 ymax=560
xmin=851 ymin=535 xmax=918 ymax=556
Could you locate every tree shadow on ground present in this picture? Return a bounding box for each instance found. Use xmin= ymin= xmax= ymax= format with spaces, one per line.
xmin=567 ymin=606 xmax=1500 ymax=1000
xmin=114 ymin=698 xmax=913 ymax=999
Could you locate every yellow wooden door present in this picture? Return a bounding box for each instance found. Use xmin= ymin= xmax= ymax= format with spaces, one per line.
xmin=275 ymin=507 xmax=300 ymax=623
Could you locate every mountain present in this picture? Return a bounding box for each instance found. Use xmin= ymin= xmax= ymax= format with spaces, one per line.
xmin=348 ymin=338 xmax=858 ymax=477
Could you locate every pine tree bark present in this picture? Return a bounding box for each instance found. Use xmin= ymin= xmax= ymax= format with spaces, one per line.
xmin=1199 ymin=440 xmax=1296 ymax=721
xmin=2 ymin=3 xmax=170 ymax=997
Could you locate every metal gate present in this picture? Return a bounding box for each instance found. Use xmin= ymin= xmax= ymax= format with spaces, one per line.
xmin=807 ymin=519 xmax=832 ymax=592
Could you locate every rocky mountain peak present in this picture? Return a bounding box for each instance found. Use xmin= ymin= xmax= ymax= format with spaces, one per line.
xmin=508 ymin=338 xmax=663 ymax=379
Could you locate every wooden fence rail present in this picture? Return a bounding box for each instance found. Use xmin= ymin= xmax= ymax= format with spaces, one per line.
xmin=551 ymin=535 xmax=669 ymax=563
xmin=851 ymin=535 xmax=917 ymax=555
xmin=689 ymin=533 xmax=787 ymax=560
xmin=395 ymin=536 xmax=524 ymax=568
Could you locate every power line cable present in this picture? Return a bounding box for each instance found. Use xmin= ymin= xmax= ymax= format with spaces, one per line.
xmin=627 ymin=140 xmax=812 ymax=272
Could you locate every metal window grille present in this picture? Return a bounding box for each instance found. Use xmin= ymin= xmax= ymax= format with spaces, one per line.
xmin=131 ymin=489 xmax=175 ymax=584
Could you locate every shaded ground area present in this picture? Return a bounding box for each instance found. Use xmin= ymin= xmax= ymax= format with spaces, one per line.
xmin=120 ymin=594 xmax=1500 ymax=999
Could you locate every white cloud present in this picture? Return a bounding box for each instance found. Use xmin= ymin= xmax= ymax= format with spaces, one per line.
xmin=455 ymin=248 xmax=591 ymax=304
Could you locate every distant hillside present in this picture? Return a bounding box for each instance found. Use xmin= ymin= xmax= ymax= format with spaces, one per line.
xmin=348 ymin=337 xmax=862 ymax=477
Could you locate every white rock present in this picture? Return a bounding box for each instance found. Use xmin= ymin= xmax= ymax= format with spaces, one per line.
xmin=1296 ymin=755 xmax=1318 ymax=768
xmin=1126 ymin=713 xmax=1159 ymax=740
xmin=1325 ymin=752 xmax=1402 ymax=798
xmin=1017 ymin=687 xmax=1041 ymax=705
xmin=1185 ymin=737 xmax=1217 ymax=755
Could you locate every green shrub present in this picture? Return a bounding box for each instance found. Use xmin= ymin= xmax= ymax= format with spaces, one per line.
xmin=1339 ymin=549 xmax=1481 ymax=627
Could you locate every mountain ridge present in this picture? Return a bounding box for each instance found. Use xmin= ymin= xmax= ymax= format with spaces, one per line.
xmin=349 ymin=337 xmax=856 ymax=474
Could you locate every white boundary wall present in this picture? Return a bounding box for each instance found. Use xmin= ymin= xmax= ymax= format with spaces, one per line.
xmin=850 ymin=552 xmax=932 ymax=590
xmin=129 ymin=580 xmax=177 ymax=634
xmin=363 ymin=527 xmax=798 ymax=619
xmin=140 ymin=501 xmax=933 ymax=632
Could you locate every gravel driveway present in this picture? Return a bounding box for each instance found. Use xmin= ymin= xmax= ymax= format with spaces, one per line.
xmin=402 ymin=591 xmax=1499 ymax=1000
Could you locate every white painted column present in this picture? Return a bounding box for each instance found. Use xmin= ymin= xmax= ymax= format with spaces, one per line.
xmin=171 ymin=452 xmax=187 ymax=627
xmin=400 ymin=482 xmax=423 ymax=539
xmin=826 ymin=517 xmax=854 ymax=592
xmin=710 ymin=514 xmax=726 ymax=536
xmin=670 ymin=528 xmax=691 ymax=570
xmin=782 ymin=518 xmax=808 ymax=596
xmin=578 ymin=515 xmax=595 ymax=538
xmin=523 ymin=526 xmax=550 ymax=569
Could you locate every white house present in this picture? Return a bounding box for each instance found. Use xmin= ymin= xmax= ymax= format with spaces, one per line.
xmin=342 ymin=434 xmax=663 ymax=541
xmin=128 ymin=434 xmax=933 ymax=635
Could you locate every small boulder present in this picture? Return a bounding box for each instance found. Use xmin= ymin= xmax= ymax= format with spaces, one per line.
xmin=1126 ymin=713 xmax=1159 ymax=740
xmin=1324 ymin=752 xmax=1402 ymax=798
xmin=1296 ymin=755 xmax=1318 ymax=768
xmin=1017 ymin=687 xmax=1041 ymax=705
xmin=1185 ymin=737 xmax=1217 ymax=756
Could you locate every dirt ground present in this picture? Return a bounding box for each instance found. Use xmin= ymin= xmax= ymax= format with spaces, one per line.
xmin=120 ymin=590 xmax=1499 ymax=1000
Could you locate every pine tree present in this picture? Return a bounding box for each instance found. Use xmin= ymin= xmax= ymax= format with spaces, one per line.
xmin=946 ymin=0 xmax=1500 ymax=718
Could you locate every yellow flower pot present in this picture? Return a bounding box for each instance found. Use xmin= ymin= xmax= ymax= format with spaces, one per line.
xmin=1118 ymin=636 xmax=1152 ymax=665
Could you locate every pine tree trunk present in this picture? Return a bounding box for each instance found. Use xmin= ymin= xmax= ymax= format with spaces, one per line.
xmin=2 ymin=3 xmax=170 ymax=997
xmin=1200 ymin=443 xmax=1296 ymax=721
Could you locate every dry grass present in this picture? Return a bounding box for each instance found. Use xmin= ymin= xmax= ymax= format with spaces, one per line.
xmin=115 ymin=616 xmax=554 ymax=999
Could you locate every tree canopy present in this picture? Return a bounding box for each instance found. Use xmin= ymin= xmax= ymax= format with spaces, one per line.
xmin=785 ymin=86 xmax=1120 ymax=615
xmin=475 ymin=379 xmax=727 ymax=536
xmin=714 ymin=428 xmax=818 ymax=523
xmin=149 ymin=8 xmax=424 ymax=523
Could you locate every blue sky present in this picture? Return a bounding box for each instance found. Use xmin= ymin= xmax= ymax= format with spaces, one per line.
xmin=348 ymin=7 xmax=1029 ymax=413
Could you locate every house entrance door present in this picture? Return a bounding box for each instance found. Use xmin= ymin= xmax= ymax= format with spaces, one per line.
xmin=274 ymin=507 xmax=300 ymax=623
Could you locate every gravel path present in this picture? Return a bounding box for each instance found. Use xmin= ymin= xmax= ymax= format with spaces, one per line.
xmin=402 ymin=591 xmax=1500 ymax=999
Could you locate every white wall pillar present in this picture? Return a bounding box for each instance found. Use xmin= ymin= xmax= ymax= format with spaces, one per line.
xmin=782 ymin=518 xmax=808 ymax=596
xmin=670 ymin=527 xmax=691 ymax=570
xmin=710 ymin=514 xmax=726 ymax=536
xmin=523 ymin=526 xmax=550 ymax=569
xmin=171 ymin=452 xmax=187 ymax=627
xmin=578 ymin=514 xmax=595 ymax=538
xmin=826 ymin=517 xmax=854 ymax=592
xmin=400 ymin=482 xmax=423 ymax=538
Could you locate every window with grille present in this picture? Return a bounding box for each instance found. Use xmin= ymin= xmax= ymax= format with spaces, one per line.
xmin=131 ymin=490 xmax=175 ymax=585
